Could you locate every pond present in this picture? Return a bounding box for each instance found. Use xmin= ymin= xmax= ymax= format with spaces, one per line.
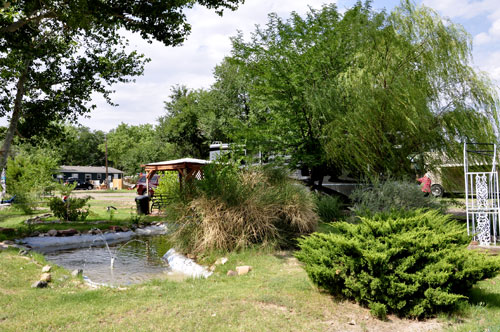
xmin=42 ymin=235 xmax=187 ymax=286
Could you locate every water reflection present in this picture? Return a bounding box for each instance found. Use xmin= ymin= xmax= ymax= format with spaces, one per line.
xmin=43 ymin=235 xmax=180 ymax=286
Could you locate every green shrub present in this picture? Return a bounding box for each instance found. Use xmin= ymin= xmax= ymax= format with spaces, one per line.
xmin=48 ymin=196 xmax=91 ymax=221
xmin=314 ymin=194 xmax=343 ymax=222
xmin=154 ymin=172 xmax=181 ymax=200
xmin=171 ymin=163 xmax=318 ymax=254
xmin=295 ymin=210 xmax=500 ymax=318
xmin=6 ymin=146 xmax=59 ymax=213
xmin=350 ymin=179 xmax=443 ymax=217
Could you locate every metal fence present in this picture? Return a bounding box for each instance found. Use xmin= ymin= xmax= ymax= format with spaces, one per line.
xmin=464 ymin=142 xmax=500 ymax=246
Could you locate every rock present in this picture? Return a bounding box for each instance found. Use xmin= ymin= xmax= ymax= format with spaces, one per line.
xmin=40 ymin=273 xmax=52 ymax=282
xmin=348 ymin=319 xmax=356 ymax=326
xmin=42 ymin=265 xmax=52 ymax=273
xmin=30 ymin=231 xmax=40 ymax=237
xmin=0 ymin=227 xmax=15 ymax=235
xmin=235 ymin=266 xmax=252 ymax=276
xmin=109 ymin=226 xmax=121 ymax=232
xmin=18 ymin=250 xmax=29 ymax=256
xmin=227 ymin=270 xmax=237 ymax=276
xmin=215 ymin=257 xmax=228 ymax=266
xmin=3 ymin=240 xmax=14 ymax=245
xmin=209 ymin=265 xmax=216 ymax=272
xmin=187 ymin=254 xmax=196 ymax=260
xmin=120 ymin=226 xmax=129 ymax=232
xmin=31 ymin=280 xmax=48 ymax=288
xmin=47 ymin=229 xmax=58 ymax=237
xmin=71 ymin=269 xmax=83 ymax=277
xmin=59 ymin=228 xmax=78 ymax=236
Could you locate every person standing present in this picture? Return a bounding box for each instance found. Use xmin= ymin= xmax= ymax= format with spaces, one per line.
xmin=417 ymin=172 xmax=432 ymax=195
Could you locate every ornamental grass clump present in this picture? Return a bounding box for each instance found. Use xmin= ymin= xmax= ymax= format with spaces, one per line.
xmin=170 ymin=162 xmax=318 ymax=254
xmin=295 ymin=210 xmax=500 ymax=319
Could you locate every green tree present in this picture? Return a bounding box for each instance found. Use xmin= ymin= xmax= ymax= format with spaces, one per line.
xmin=228 ymin=1 xmax=498 ymax=179
xmin=0 ymin=0 xmax=243 ymax=173
xmin=157 ymin=62 xmax=252 ymax=160
xmin=103 ymin=123 xmax=176 ymax=174
xmin=157 ymin=86 xmax=210 ymax=159
xmin=6 ymin=145 xmax=59 ymax=212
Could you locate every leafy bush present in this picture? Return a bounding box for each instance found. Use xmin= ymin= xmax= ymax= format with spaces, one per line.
xmin=296 ymin=210 xmax=500 ymax=319
xmin=154 ymin=172 xmax=181 ymax=199
xmin=48 ymin=196 xmax=91 ymax=221
xmin=350 ymin=179 xmax=443 ymax=217
xmin=6 ymin=146 xmax=59 ymax=213
xmin=170 ymin=162 xmax=318 ymax=254
xmin=314 ymin=194 xmax=343 ymax=222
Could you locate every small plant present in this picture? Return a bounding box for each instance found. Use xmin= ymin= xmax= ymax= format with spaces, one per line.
xmin=130 ymin=208 xmax=143 ymax=225
xmin=48 ymin=196 xmax=91 ymax=221
xmin=314 ymin=194 xmax=343 ymax=222
xmin=296 ymin=210 xmax=500 ymax=319
xmin=107 ymin=208 xmax=115 ymax=221
xmin=350 ymin=179 xmax=444 ymax=217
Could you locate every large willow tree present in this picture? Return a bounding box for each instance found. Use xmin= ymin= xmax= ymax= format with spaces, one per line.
xmin=229 ymin=1 xmax=498 ymax=179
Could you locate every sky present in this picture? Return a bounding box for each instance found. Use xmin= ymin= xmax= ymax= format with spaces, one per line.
xmin=68 ymin=0 xmax=500 ymax=132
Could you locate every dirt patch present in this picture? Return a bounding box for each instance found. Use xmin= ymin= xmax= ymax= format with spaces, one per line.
xmin=321 ymin=301 xmax=444 ymax=332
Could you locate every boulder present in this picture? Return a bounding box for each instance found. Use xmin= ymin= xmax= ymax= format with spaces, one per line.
xmin=31 ymin=280 xmax=48 ymax=288
xmin=236 ymin=266 xmax=252 ymax=276
xmin=0 ymin=227 xmax=15 ymax=235
xmin=47 ymin=229 xmax=58 ymax=237
xmin=42 ymin=265 xmax=52 ymax=273
xmin=59 ymin=228 xmax=78 ymax=236
xmin=215 ymin=257 xmax=228 ymax=266
xmin=40 ymin=273 xmax=51 ymax=282
xmin=71 ymin=269 xmax=83 ymax=277
xmin=227 ymin=270 xmax=237 ymax=276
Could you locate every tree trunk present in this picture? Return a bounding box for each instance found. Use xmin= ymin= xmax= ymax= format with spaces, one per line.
xmin=0 ymin=60 xmax=31 ymax=172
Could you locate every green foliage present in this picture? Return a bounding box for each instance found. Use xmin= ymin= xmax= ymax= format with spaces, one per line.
xmin=350 ymin=179 xmax=443 ymax=217
xmin=170 ymin=162 xmax=318 ymax=254
xmin=223 ymin=1 xmax=498 ymax=179
xmin=314 ymin=194 xmax=343 ymax=222
xmin=48 ymin=196 xmax=91 ymax=221
xmin=369 ymin=302 xmax=388 ymax=320
xmin=6 ymin=146 xmax=59 ymax=213
xmin=155 ymin=172 xmax=178 ymax=195
xmin=55 ymin=126 xmax=106 ymax=166
xmin=0 ymin=0 xmax=243 ymax=174
xmin=103 ymin=123 xmax=177 ymax=174
xmin=296 ymin=210 xmax=500 ymax=318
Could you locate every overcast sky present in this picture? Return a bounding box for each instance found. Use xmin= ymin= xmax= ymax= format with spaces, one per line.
xmin=44 ymin=0 xmax=500 ymax=131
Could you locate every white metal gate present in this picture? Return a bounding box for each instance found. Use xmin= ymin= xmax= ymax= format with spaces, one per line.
xmin=464 ymin=142 xmax=500 ymax=246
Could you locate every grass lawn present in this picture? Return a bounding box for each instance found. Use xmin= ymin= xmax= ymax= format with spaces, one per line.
xmin=1 ymin=194 xmax=500 ymax=331
xmin=0 ymin=191 xmax=163 ymax=240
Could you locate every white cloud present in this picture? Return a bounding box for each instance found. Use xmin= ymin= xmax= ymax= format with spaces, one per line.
xmin=474 ymin=32 xmax=491 ymax=45
xmin=421 ymin=0 xmax=497 ymax=19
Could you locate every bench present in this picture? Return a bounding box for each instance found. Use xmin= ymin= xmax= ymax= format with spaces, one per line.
xmin=150 ymin=194 xmax=170 ymax=211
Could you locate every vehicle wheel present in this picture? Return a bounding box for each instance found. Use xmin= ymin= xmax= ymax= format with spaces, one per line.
xmin=431 ymin=184 xmax=444 ymax=197
xmin=88 ymin=184 xmax=94 ymax=190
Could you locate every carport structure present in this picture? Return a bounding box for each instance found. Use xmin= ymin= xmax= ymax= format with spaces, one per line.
xmin=141 ymin=158 xmax=210 ymax=194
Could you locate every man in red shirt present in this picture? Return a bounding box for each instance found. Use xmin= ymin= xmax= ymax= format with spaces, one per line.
xmin=417 ymin=172 xmax=432 ymax=195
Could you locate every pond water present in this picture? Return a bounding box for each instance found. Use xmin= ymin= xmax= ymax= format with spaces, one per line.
xmin=42 ymin=235 xmax=186 ymax=286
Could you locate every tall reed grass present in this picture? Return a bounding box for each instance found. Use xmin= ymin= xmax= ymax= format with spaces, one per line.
xmin=166 ymin=163 xmax=318 ymax=254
